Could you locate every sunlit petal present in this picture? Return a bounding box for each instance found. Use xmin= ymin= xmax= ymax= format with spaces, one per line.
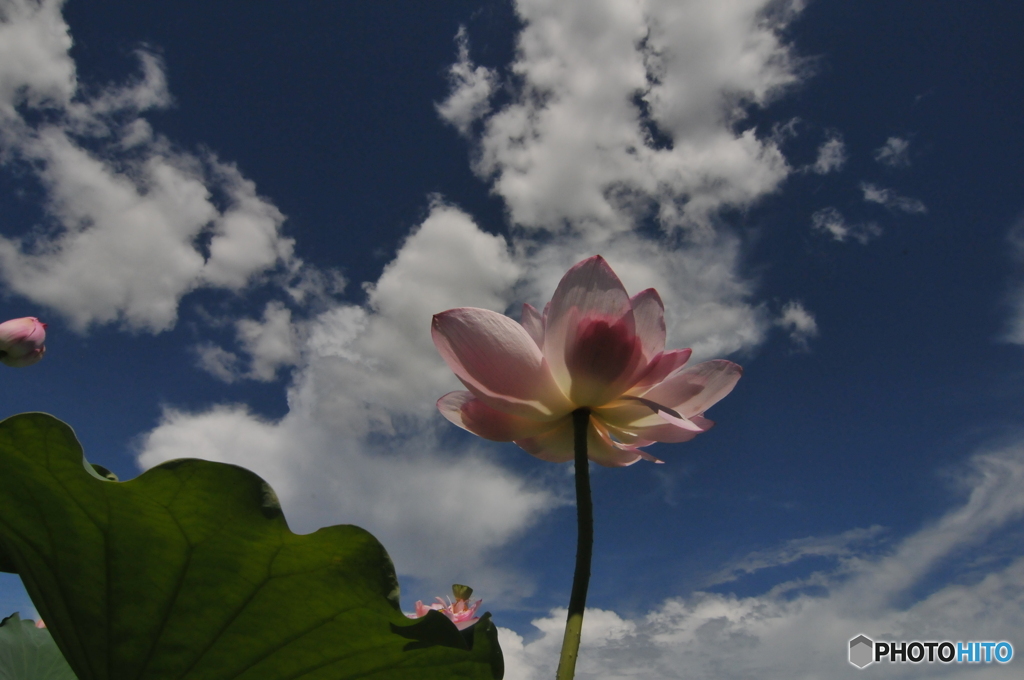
xmin=641 ymin=360 xmax=743 ymax=417
xmin=628 ymin=348 xmax=692 ymax=391
xmin=587 ymin=421 xmax=646 ymax=467
xmin=543 ymin=256 xmax=637 ymax=396
xmin=563 ymin=309 xmax=644 ymax=405
xmin=515 ymin=418 xmax=576 ymax=463
xmin=433 ymin=308 xmax=572 ymax=419
xmin=520 ymin=303 xmax=544 ymax=347
xmin=437 ymin=392 xmax=564 ymax=441
xmin=629 ymin=288 xmax=666 ymax=361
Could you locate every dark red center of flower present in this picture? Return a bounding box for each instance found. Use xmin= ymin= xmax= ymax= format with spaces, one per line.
xmin=566 ymin=316 xmax=637 ymax=386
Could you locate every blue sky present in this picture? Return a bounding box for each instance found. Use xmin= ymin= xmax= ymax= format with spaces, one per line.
xmin=2 ymin=1 xmax=1024 ymax=677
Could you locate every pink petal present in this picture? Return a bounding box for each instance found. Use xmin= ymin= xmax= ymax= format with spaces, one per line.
xmin=620 ymin=421 xmax=702 ymax=444
xmin=629 ymin=289 xmax=666 ymax=362
xmin=520 ymin=303 xmax=544 ymax=347
xmin=628 ymin=348 xmax=692 ymax=391
xmin=515 ymin=418 xmax=575 ymax=463
xmin=587 ymin=421 xmax=646 ymax=467
xmin=637 ymin=415 xmax=709 ymax=442
xmin=0 ymin=317 xmax=47 ymax=367
xmin=437 ymin=392 xmax=564 ymax=441
xmin=453 ymin=617 xmax=481 ymax=631
xmin=642 ymin=360 xmax=743 ymax=418
xmin=634 ymin=448 xmax=665 ymax=463
xmin=601 ymin=421 xmax=654 ymax=445
xmin=543 ymin=256 xmax=641 ymax=403
xmin=563 ymin=310 xmax=644 ymax=406
xmin=597 ymin=401 xmax=707 ymax=444
xmin=646 ymin=402 xmax=706 ymax=431
xmin=515 ymin=416 xmax=648 ymax=467
xmin=433 ymin=308 xmax=572 ymax=420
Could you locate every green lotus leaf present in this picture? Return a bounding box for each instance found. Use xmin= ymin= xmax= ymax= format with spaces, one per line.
xmin=0 ymin=413 xmax=503 ymax=679
xmin=0 ymin=613 xmax=77 ymax=680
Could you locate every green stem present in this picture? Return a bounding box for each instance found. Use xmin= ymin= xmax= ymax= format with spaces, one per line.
xmin=555 ymin=408 xmax=593 ymax=680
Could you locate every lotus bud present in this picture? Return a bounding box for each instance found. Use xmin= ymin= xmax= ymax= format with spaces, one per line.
xmin=0 ymin=317 xmax=46 ymax=367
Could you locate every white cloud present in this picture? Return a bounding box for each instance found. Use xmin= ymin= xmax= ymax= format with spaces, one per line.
xmin=435 ymin=26 xmax=497 ymax=137
xmin=66 ymin=48 xmax=171 ymax=126
xmin=811 ymin=207 xmax=882 ymax=244
xmin=235 ymin=301 xmax=300 ymax=381
xmin=861 ymin=182 xmax=927 ymax=215
xmin=874 ymin=136 xmax=911 ymax=168
xmin=810 ymin=131 xmax=846 ymax=174
xmin=434 ymin=0 xmax=814 ymax=361
xmin=501 ymin=445 xmax=1024 ymax=679
xmin=453 ymin=0 xmax=804 ymax=236
xmin=0 ymin=0 xmax=75 ymax=118
xmin=0 ymin=2 xmax=295 ymax=332
xmin=202 ymin=162 xmax=293 ymax=290
xmin=194 ymin=343 xmax=241 ymax=383
xmin=774 ymin=300 xmax=818 ymax=350
xmin=707 ymin=525 xmax=885 ymax=585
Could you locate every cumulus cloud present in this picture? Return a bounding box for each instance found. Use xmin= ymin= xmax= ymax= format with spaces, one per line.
xmin=194 ymin=343 xmax=242 ymax=382
xmin=0 ymin=0 xmax=74 ymax=117
xmin=450 ymin=0 xmax=804 ymax=236
xmin=810 ymin=131 xmax=847 ymax=174
xmin=707 ymin=525 xmax=885 ymax=585
xmin=233 ymin=301 xmax=300 ymax=381
xmin=434 ymin=0 xmax=814 ymax=359
xmin=0 ymin=0 xmax=295 ymax=332
xmin=774 ymin=300 xmax=818 ymax=350
xmin=501 ymin=445 xmax=1024 ymax=679
xmin=861 ymin=182 xmax=928 ymax=215
xmin=435 ymin=26 xmax=497 ymax=137
xmin=874 ymin=136 xmax=911 ymax=168
xmin=811 ymin=207 xmax=882 ymax=244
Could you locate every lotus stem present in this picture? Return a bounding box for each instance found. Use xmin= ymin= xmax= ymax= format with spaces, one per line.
xmin=556 ymin=407 xmax=593 ymax=680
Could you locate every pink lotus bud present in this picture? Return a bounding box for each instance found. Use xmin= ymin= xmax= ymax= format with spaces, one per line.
xmin=0 ymin=317 xmax=47 ymax=367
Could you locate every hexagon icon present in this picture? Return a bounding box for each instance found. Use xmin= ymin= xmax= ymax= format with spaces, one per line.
xmin=849 ymin=634 xmax=874 ymax=668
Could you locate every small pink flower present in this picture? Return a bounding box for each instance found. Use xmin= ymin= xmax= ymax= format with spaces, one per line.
xmin=432 ymin=256 xmax=741 ymax=466
xmin=35 ymin=618 xmax=46 ymax=629
xmin=408 ymin=585 xmax=482 ymax=630
xmin=0 ymin=317 xmax=47 ymax=367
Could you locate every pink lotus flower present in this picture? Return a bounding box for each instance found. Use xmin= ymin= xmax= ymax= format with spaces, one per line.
xmin=408 ymin=585 xmax=482 ymax=630
xmin=0 ymin=317 xmax=46 ymax=367
xmin=432 ymin=256 xmax=741 ymax=466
